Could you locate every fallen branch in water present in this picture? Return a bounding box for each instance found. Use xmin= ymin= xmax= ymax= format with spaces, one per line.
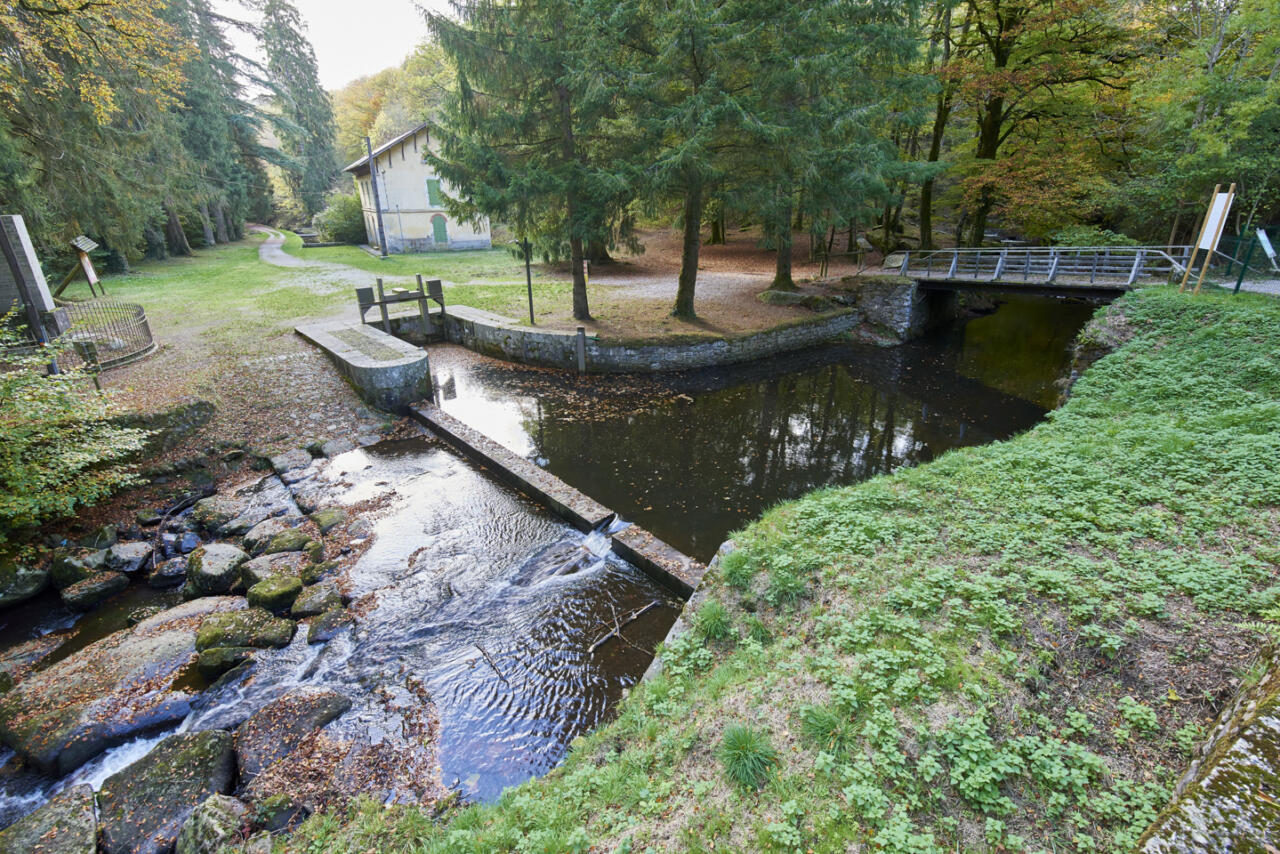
xmin=473 ymin=643 xmax=509 ymax=686
xmin=589 ymin=600 xmax=661 ymax=654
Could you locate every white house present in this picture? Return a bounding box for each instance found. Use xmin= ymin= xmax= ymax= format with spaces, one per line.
xmin=343 ymin=123 xmax=491 ymax=253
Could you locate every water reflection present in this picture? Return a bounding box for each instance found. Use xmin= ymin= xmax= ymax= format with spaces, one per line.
xmin=433 ymin=296 xmax=1096 ymax=560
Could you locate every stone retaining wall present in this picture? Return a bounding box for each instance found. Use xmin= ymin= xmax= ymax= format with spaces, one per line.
xmin=387 ymin=306 xmax=861 ymax=373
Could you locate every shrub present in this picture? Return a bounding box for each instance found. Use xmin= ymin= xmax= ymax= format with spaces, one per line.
xmin=718 ymin=723 xmax=777 ymax=791
xmin=0 ymin=318 xmax=150 ymax=546
xmin=312 ymin=191 xmax=367 ymax=244
xmin=1051 ymin=225 xmax=1138 ymax=247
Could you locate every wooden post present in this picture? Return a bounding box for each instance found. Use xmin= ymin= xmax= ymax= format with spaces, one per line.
xmin=415 ymin=274 xmax=431 ymax=341
xmin=576 ymin=327 xmax=587 ymax=373
xmin=375 ymin=278 xmax=391 ymax=332
xmin=1180 ymin=184 xmax=1218 ymax=292
xmin=366 ymin=136 xmax=388 ymax=259
xmin=1193 ymin=182 xmax=1235 ymax=295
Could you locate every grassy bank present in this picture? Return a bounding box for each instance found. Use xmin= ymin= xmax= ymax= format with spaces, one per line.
xmin=281 ymin=285 xmax=1280 ymax=852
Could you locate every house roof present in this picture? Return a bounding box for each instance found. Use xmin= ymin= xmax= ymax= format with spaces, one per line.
xmin=342 ymin=122 xmax=430 ymax=175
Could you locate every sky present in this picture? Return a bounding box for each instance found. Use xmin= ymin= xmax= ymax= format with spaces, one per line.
xmin=222 ymin=0 xmax=451 ymax=92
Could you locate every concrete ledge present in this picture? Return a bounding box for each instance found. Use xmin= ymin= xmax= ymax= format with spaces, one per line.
xmin=295 ymin=320 xmax=432 ymax=412
xmin=411 ymin=403 xmax=704 ymax=597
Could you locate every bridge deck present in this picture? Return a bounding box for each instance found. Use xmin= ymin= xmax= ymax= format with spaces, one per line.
xmin=901 ymin=245 xmax=1193 ymax=291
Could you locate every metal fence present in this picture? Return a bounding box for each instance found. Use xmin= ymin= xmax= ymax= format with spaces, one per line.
xmin=54 ymin=297 xmax=156 ymax=371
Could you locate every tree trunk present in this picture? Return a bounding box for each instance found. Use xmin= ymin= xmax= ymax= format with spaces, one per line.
xmin=144 ymin=226 xmax=168 ymax=261
xmin=164 ymin=202 xmax=192 ymax=256
xmin=708 ymin=210 xmax=725 ymax=245
xmin=773 ymin=194 xmax=795 ymax=290
xmin=967 ymin=97 xmax=1004 ymax=247
xmin=919 ymin=7 xmax=958 ymax=251
xmin=215 ymin=203 xmax=231 ymax=243
xmin=586 ymin=239 xmax=612 ymax=264
xmin=570 ymin=235 xmax=590 ymax=321
xmin=198 ymin=203 xmax=216 ymax=247
xmin=673 ymin=183 xmax=703 ymax=319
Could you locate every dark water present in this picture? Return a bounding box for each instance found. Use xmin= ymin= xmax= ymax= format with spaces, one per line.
xmin=431 ymin=296 xmax=1097 ymax=560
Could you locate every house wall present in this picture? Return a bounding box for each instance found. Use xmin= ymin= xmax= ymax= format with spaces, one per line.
xmin=352 ymin=128 xmax=491 ymax=253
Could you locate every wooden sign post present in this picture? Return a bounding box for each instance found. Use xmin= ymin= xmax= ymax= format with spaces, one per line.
xmin=1179 ymin=184 xmax=1235 ymax=294
xmin=54 ymin=235 xmax=105 ymax=298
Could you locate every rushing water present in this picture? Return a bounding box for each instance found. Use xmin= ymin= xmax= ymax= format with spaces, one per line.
xmin=0 ymin=441 xmax=680 ymax=820
xmin=431 ymin=296 xmax=1097 ymax=560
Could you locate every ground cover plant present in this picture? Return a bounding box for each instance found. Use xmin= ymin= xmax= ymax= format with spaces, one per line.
xmin=281 ymin=284 xmax=1280 ymax=852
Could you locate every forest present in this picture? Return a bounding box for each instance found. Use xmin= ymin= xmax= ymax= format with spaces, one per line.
xmin=2 ymin=0 xmax=1277 ymax=297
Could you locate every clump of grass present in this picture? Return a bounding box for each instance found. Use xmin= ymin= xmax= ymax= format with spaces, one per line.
xmin=799 ymin=704 xmax=848 ymax=752
xmin=718 ymin=723 xmax=777 ymax=791
xmin=720 ymin=549 xmax=755 ymax=588
xmin=695 ymin=600 xmax=732 ymax=640
xmin=744 ymin=614 xmax=772 ymax=645
xmin=766 ymin=567 xmax=804 ymax=607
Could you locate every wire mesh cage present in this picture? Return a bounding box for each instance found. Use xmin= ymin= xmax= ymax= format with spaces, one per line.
xmin=53 ymin=297 xmax=156 ymax=371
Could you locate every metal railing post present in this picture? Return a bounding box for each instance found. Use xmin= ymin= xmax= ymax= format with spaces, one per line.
xmin=1126 ymin=250 xmax=1144 ymax=286
xmin=947 ymin=250 xmax=959 ymax=279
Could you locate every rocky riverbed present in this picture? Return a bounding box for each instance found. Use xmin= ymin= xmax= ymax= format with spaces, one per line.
xmin=0 ymin=433 xmax=680 ymax=852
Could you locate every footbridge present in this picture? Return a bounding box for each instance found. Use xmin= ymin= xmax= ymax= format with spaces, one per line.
xmin=899 ymin=246 xmax=1195 ymax=297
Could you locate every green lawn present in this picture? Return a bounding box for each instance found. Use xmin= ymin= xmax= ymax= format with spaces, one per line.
xmin=282 ymin=286 xmax=1280 ymax=852
xmin=281 ymin=233 xmax=565 ymax=285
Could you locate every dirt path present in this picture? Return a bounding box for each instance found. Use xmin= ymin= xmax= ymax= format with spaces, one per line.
xmin=253 ymin=226 xmax=408 ymax=288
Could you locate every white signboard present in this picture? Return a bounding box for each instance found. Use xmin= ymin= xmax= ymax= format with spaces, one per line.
xmin=1198 ymin=191 xmax=1234 ymax=250
xmin=1258 ymin=228 xmax=1276 ymax=262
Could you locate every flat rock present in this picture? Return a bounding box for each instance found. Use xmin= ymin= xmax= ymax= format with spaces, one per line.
xmin=242 ymin=516 xmax=303 ymax=555
xmin=60 ymin=571 xmax=128 ymax=612
xmin=0 ymin=783 xmax=96 ymax=854
xmin=175 ymin=794 xmax=246 ymax=854
xmin=0 ymin=558 xmax=48 ymax=610
xmin=195 ymin=608 xmax=295 ymax=651
xmin=320 ymin=438 xmax=354 ymax=458
xmin=0 ymin=635 xmax=64 ymax=687
xmin=149 ymin=555 xmax=189 ymax=588
xmin=307 ymin=607 xmax=353 ymax=644
xmin=269 ymin=448 xmax=312 ymax=475
xmin=309 ymin=508 xmax=346 ymax=534
xmin=0 ymin=618 xmax=204 ymax=773
xmin=191 ymin=495 xmax=244 ymax=533
xmin=222 ymin=477 xmax=301 ymax=536
xmin=106 ymin=541 xmax=154 ymax=573
xmin=280 ymin=462 xmax=320 ymax=486
xmin=186 ymin=543 xmax=249 ymax=597
xmin=234 ymin=689 xmax=351 ymax=785
xmin=136 ymin=509 xmax=162 ymax=527
xmin=290 ymin=581 xmax=342 ymax=618
xmin=98 ymin=731 xmax=235 ymax=854
xmin=263 ymin=529 xmax=311 ymax=555
xmin=240 ymin=552 xmax=309 ymax=587
xmin=132 ymin=596 xmax=246 ymax=634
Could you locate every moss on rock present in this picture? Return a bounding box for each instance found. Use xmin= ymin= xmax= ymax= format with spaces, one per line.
xmin=195 ymin=608 xmax=295 ymax=651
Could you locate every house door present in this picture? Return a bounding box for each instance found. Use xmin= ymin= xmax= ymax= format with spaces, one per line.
xmin=431 ymin=215 xmax=448 ymax=246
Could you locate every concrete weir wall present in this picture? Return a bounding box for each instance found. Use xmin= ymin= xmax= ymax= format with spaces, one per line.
xmin=295 ymin=320 xmax=432 ymax=412
xmin=410 ymin=403 xmax=704 ymax=597
xmin=390 ymin=306 xmax=861 ymax=372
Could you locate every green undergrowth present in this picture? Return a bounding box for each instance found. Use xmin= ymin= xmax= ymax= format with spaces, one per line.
xmin=281 ymin=286 xmax=1280 ymax=853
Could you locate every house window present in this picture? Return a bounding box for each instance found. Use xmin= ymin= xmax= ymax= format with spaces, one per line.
xmin=426 ymin=178 xmax=443 ymax=207
xmin=431 ymin=214 xmax=448 ymax=245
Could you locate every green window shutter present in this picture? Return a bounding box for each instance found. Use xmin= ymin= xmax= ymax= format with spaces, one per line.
xmin=426 ymin=178 xmax=442 ymax=207
xmin=432 ymin=215 xmax=449 ymax=245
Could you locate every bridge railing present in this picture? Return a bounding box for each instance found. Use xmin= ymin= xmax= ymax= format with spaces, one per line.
xmin=901 ymin=246 xmax=1198 ymax=286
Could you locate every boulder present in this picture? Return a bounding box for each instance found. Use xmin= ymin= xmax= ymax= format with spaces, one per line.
xmin=0 ymin=783 xmax=96 ymax=854
xmin=308 ymin=607 xmax=353 ymax=644
xmin=263 ymin=529 xmax=311 ymax=555
xmin=244 ymin=831 xmax=273 ymax=854
xmin=197 ymin=647 xmax=257 ymax=681
xmin=269 ymin=448 xmax=312 ymax=475
xmin=195 ymin=609 xmax=295 ymax=652
xmin=290 ymin=582 xmax=342 ymax=618
xmin=247 ymin=576 xmax=302 ymax=614
xmin=131 ymin=596 xmax=247 ymax=634
xmin=191 ymin=495 xmax=243 ymax=534
xmin=221 ymin=477 xmax=301 ymax=537
xmin=106 ymin=541 xmax=154 ymax=573
xmin=234 ymin=689 xmax=351 ymax=785
xmin=175 ymin=794 xmax=247 ymax=854
xmin=177 ymin=532 xmax=202 ymax=554
xmin=301 ymin=560 xmax=339 ymax=585
xmin=280 ymin=462 xmax=319 ymax=486
xmin=60 ymin=571 xmax=128 ymax=611
xmin=136 ymin=509 xmax=162 ymax=527
xmin=50 ymin=554 xmax=96 ymax=590
xmin=248 ymin=791 xmax=306 ymax=832
xmin=149 ymin=555 xmax=189 ymax=588
xmin=98 ymin=731 xmax=236 ymax=854
xmin=242 ymin=516 xmax=303 ymax=555
xmin=79 ymin=524 xmax=117 ymax=550
xmin=187 ymin=544 xmax=249 ymax=597
xmin=0 ymin=558 xmax=48 ymax=609
xmin=309 ymin=508 xmax=346 ymax=534
xmin=320 ymin=438 xmax=354 ymax=458
xmin=240 ymin=553 xmax=309 ymax=587
xmin=0 ymin=634 xmax=64 ymax=687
